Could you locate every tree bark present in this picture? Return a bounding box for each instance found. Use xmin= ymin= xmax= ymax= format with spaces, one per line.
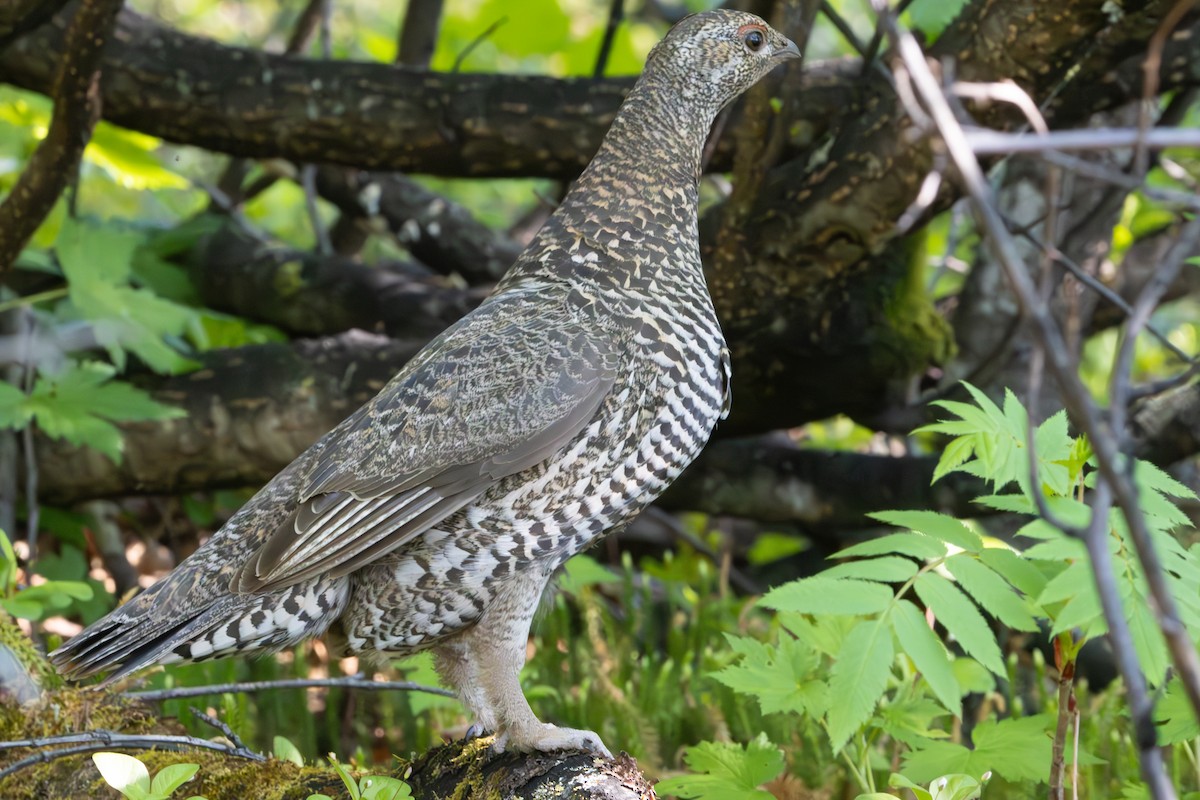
xmin=0 ymin=5 xmax=850 ymax=180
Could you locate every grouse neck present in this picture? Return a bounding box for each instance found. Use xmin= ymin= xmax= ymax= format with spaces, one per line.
xmin=572 ymin=76 xmax=718 ymax=197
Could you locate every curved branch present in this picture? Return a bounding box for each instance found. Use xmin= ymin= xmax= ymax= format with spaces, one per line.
xmin=0 ymin=0 xmax=123 ymax=275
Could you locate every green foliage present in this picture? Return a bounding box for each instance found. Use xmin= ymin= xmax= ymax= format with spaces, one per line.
xmin=327 ymin=757 xmax=412 ymax=800
xmin=0 ymin=534 xmax=97 ymax=621
xmin=670 ymin=383 xmax=1200 ymax=796
xmin=55 ymin=218 xmax=200 ymax=374
xmin=655 ymin=735 xmax=784 ymax=800
xmin=92 ymin=752 xmax=201 ymax=800
xmin=880 ymin=771 xmax=990 ymax=800
xmin=0 ymin=359 xmax=184 ymax=463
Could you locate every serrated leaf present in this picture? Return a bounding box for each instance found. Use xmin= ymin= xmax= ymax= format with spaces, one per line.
xmin=656 ymin=735 xmax=783 ymax=800
xmin=150 ymin=763 xmax=199 ymax=798
xmin=1037 ymin=559 xmax=1093 ymax=606
xmin=761 ymin=576 xmax=894 ymax=616
xmin=902 ymin=715 xmax=1052 ymax=784
xmin=0 ymin=380 xmax=33 ymax=431
xmin=870 ymin=511 xmax=983 ymax=552
xmin=711 ymin=634 xmax=826 ymax=717
xmin=979 ymin=547 xmax=1047 ymax=598
xmin=14 ymin=361 xmax=184 ymax=462
xmin=823 ymin=556 xmax=920 ymax=583
xmin=877 ymin=696 xmax=952 ymax=747
xmin=835 ymin=532 xmax=945 ymax=561
xmin=92 ymin=752 xmax=151 ymax=800
xmin=914 ymin=573 xmax=1005 ymax=676
xmin=57 ymin=219 xmax=140 ymax=287
xmin=945 ymin=554 xmax=1038 ymax=631
xmin=891 ymin=599 xmax=960 ymax=713
xmin=1127 ymin=596 xmax=1169 ymax=685
xmin=1135 ymin=458 xmax=1197 ymax=500
xmin=1155 ymin=676 xmax=1200 ymax=745
xmin=827 ymin=615 xmax=895 ymax=752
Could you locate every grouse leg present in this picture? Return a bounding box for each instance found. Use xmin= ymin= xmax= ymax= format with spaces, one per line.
xmin=466 ymin=573 xmax=613 ymax=758
xmin=433 ymin=638 xmax=497 ymax=738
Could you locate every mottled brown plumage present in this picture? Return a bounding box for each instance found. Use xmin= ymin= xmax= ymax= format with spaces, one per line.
xmin=51 ymin=10 xmax=799 ymax=757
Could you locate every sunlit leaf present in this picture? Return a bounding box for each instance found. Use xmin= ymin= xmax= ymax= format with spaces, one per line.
xmin=655 ymin=735 xmax=784 ymax=800
xmin=827 ymin=615 xmax=894 ymax=752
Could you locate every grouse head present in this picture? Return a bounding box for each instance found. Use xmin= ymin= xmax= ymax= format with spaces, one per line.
xmin=644 ymin=10 xmax=800 ymax=117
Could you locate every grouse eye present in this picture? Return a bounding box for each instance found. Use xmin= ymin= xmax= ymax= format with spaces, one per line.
xmin=743 ymin=29 xmax=765 ymax=52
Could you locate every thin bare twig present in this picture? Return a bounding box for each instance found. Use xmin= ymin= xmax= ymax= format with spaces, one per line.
xmin=593 ymin=0 xmax=625 ymax=78
xmin=1134 ymin=0 xmax=1199 ymax=176
xmin=1006 ymin=221 xmax=1197 ymax=366
xmin=965 ymin=127 xmax=1200 ymax=156
xmin=189 ymin=707 xmax=254 ymax=753
xmin=1040 ymin=150 xmax=1200 ymax=212
xmin=0 ymin=730 xmax=267 ymax=780
xmin=452 ymin=17 xmax=508 ymax=73
xmin=819 ymin=1 xmax=867 ymax=57
xmin=126 ymin=676 xmax=455 ymax=703
xmin=871 ymin=5 xmax=1191 ymax=796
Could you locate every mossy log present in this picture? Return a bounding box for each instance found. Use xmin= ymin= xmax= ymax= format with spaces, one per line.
xmin=0 ymin=617 xmax=655 ymax=800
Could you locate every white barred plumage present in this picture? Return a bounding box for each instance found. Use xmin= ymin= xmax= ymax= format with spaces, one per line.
xmin=51 ymin=9 xmax=799 ymax=758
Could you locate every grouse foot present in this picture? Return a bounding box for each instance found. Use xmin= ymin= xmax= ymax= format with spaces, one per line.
xmin=493 ymin=722 xmax=613 ymax=759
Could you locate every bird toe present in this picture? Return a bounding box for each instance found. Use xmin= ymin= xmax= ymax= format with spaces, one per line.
xmin=492 ymin=723 xmax=612 ymax=759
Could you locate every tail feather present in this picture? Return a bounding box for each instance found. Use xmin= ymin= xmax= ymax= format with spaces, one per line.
xmin=50 ymin=576 xmax=351 ymax=683
xmin=49 ymin=603 xmax=223 ymax=683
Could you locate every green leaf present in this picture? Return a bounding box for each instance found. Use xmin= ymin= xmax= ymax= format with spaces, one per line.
xmin=56 ymin=219 xmax=198 ymax=373
xmin=902 ymin=715 xmax=1052 ymax=784
xmin=11 ymin=361 xmax=184 ymax=462
xmin=86 ymin=123 xmax=189 ymax=190
xmin=92 ymin=752 xmax=151 ymax=800
xmin=950 ymin=658 xmax=995 ymax=695
xmin=979 ymin=547 xmax=1047 ymax=598
xmin=150 ymin=763 xmax=199 ymax=798
xmin=826 ymin=615 xmax=895 ymax=752
xmin=944 ymin=553 xmax=1038 ymax=632
xmin=761 ymin=576 xmax=894 ymax=616
xmin=711 ymin=634 xmax=826 ymax=717
xmin=273 ymin=736 xmax=304 ymax=767
xmin=655 ymin=735 xmax=784 ymax=800
xmin=890 ymin=600 xmax=960 ymax=713
xmin=877 ymin=697 xmax=953 ymax=747
xmin=557 ymin=555 xmax=619 ymax=595
xmin=1155 ymin=676 xmax=1200 ymax=745
xmin=0 ymin=380 xmax=33 ymax=431
xmin=328 ymin=758 xmax=360 ymax=800
xmin=822 ymin=556 xmax=920 ymax=583
xmin=870 ymin=511 xmax=983 ymax=553
xmin=746 ymin=532 xmax=808 ymax=565
xmin=835 ymin=532 xmax=945 ymax=561
xmin=903 ymin=0 xmax=971 ymax=40
xmin=914 ymin=573 xmax=1005 ymax=676
xmin=359 ymin=776 xmax=412 ymax=800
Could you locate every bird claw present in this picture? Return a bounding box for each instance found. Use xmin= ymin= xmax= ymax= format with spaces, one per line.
xmin=492 ymin=723 xmax=613 ymax=759
xmin=462 ymin=722 xmax=489 ymax=741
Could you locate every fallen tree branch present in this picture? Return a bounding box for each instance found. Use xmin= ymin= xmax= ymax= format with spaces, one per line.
xmin=0 ymin=5 xmax=849 ymax=179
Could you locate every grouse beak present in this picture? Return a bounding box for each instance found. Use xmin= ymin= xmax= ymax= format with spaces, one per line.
xmin=772 ymin=38 xmax=801 ymax=63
